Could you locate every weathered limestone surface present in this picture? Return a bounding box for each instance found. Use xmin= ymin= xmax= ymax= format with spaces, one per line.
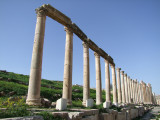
xmin=116 ymin=68 xmax=122 ymax=104
xmin=56 ymin=98 xmax=67 ymax=111
xmin=124 ymin=74 xmax=129 ymax=103
xmin=94 ymin=52 xmax=102 ymax=105
xmin=86 ymin=99 xmax=94 ymax=108
xmin=83 ymin=42 xmax=90 ymax=105
xmin=121 ymin=71 xmax=126 ymax=104
xmin=117 ymin=111 xmax=126 ymax=120
xmin=111 ymin=65 xmax=117 ymax=105
xmin=105 ymin=59 xmax=111 ymax=103
xmin=62 ymin=27 xmax=73 ymax=105
xmin=127 ymin=76 xmax=131 ymax=103
xmin=130 ymin=109 xmax=139 ymax=119
xmin=36 ymin=4 xmax=115 ymax=65
xmin=26 ymin=9 xmax=46 ymax=106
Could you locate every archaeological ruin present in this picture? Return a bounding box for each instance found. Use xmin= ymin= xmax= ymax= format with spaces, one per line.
xmin=26 ymin=4 xmax=159 ymax=120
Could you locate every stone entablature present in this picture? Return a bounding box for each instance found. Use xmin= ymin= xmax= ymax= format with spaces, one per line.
xmin=36 ymin=4 xmax=114 ymax=65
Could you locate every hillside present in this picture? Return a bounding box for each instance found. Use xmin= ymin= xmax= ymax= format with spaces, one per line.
xmin=0 ymin=70 xmax=112 ymax=107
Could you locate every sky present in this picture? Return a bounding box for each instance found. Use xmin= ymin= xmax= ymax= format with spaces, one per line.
xmin=0 ymin=0 xmax=160 ymax=95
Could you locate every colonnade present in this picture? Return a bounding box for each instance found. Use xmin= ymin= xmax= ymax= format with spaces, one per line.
xmin=26 ymin=4 xmax=156 ymax=106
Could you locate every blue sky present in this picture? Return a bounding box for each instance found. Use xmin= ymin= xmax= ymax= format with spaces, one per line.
xmin=0 ymin=0 xmax=160 ymax=95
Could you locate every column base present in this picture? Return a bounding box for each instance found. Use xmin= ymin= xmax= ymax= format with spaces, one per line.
xmin=67 ymin=100 xmax=72 ymax=105
xmin=96 ymin=102 xmax=102 ymax=105
xmin=103 ymin=101 xmax=111 ymax=108
xmin=26 ymin=98 xmax=41 ymax=106
xmin=113 ymin=102 xmax=118 ymax=106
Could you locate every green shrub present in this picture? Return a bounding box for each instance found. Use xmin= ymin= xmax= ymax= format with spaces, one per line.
xmin=37 ymin=111 xmax=64 ymax=120
xmin=0 ymin=97 xmax=31 ymax=118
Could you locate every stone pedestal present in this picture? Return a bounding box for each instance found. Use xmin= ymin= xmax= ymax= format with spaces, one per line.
xmin=105 ymin=59 xmax=111 ymax=103
xmin=86 ymin=99 xmax=94 ymax=107
xmin=62 ymin=27 xmax=73 ymax=105
xmin=116 ymin=68 xmax=122 ymax=104
xmin=94 ymin=52 xmax=102 ymax=105
xmin=111 ymin=64 xmax=117 ymax=105
xmin=26 ymin=10 xmax=46 ymax=106
xmin=56 ymin=98 xmax=67 ymax=110
xmin=82 ymin=42 xmax=90 ymax=105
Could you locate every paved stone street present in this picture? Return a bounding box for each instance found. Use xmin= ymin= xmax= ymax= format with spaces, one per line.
xmin=142 ymin=106 xmax=160 ymax=120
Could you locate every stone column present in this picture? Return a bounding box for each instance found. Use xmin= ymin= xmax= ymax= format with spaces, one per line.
xmin=62 ymin=27 xmax=73 ymax=105
xmin=116 ymin=68 xmax=122 ymax=104
xmin=127 ymin=76 xmax=131 ymax=103
xmin=140 ymin=82 xmax=143 ymax=103
xmin=146 ymin=84 xmax=150 ymax=104
xmin=149 ymin=84 xmax=153 ymax=104
xmin=105 ymin=59 xmax=111 ymax=103
xmin=124 ymin=74 xmax=129 ymax=103
xmin=121 ymin=71 xmax=125 ymax=104
xmin=82 ymin=42 xmax=90 ymax=105
xmin=142 ymin=81 xmax=147 ymax=104
xmin=134 ymin=80 xmax=138 ymax=104
xmin=137 ymin=82 xmax=140 ymax=103
xmin=26 ymin=10 xmax=46 ymax=106
xmin=132 ymin=80 xmax=135 ymax=103
xmin=94 ymin=52 xmax=102 ymax=105
xmin=111 ymin=64 xmax=118 ymax=105
xmin=130 ymin=79 xmax=133 ymax=103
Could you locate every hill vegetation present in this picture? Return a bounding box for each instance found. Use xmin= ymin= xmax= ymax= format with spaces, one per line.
xmin=0 ymin=70 xmax=113 ymax=119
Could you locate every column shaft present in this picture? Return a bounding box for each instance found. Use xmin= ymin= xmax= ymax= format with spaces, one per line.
xmin=105 ymin=59 xmax=111 ymax=103
xmin=26 ymin=10 xmax=46 ymax=105
xmin=94 ymin=52 xmax=102 ymax=105
xmin=127 ymin=76 xmax=131 ymax=103
xmin=121 ymin=71 xmax=126 ymax=103
xmin=124 ymin=74 xmax=129 ymax=103
xmin=62 ymin=27 xmax=73 ymax=105
xmin=111 ymin=65 xmax=118 ymax=105
xmin=116 ymin=68 xmax=122 ymax=104
xmin=83 ymin=42 xmax=90 ymax=105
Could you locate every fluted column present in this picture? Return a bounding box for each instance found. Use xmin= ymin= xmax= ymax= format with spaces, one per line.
xmin=105 ymin=59 xmax=111 ymax=103
xmin=127 ymin=76 xmax=131 ymax=103
xmin=121 ymin=71 xmax=125 ymax=104
xmin=26 ymin=10 xmax=46 ymax=106
xmin=82 ymin=42 xmax=90 ymax=105
xmin=116 ymin=68 xmax=122 ymax=104
xmin=62 ymin=27 xmax=73 ymax=105
xmin=124 ymin=74 xmax=129 ymax=103
xmin=111 ymin=64 xmax=118 ymax=105
xmin=94 ymin=52 xmax=102 ymax=105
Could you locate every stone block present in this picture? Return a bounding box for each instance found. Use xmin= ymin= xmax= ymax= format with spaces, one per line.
xmin=103 ymin=102 xmax=111 ymax=108
xmin=56 ymin=98 xmax=67 ymax=110
xmin=117 ymin=112 xmax=126 ymax=120
xmin=86 ymin=99 xmax=94 ymax=107
xmin=100 ymin=113 xmax=114 ymax=120
xmin=130 ymin=109 xmax=138 ymax=119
